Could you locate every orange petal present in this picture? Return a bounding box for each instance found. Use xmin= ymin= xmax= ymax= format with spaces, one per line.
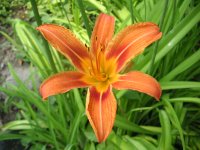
xmin=90 ymin=13 xmax=115 ymax=56
xmin=112 ymin=71 xmax=161 ymax=100
xmin=40 ymin=71 xmax=89 ymax=99
xmin=37 ymin=24 xmax=90 ymax=72
xmin=86 ymin=86 xmax=117 ymax=142
xmin=106 ymin=22 xmax=162 ymax=72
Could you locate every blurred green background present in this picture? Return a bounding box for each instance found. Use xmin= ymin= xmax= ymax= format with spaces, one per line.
xmin=0 ymin=0 xmax=200 ymax=149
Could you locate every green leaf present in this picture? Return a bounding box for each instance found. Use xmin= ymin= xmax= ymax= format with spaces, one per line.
xmin=169 ymin=97 xmax=200 ymax=105
xmin=161 ymin=81 xmax=200 ymax=90
xmin=158 ymin=110 xmax=172 ymax=150
xmin=114 ymin=115 xmax=156 ymax=134
xmin=0 ymin=133 xmax=23 ymax=141
xmin=1 ymin=120 xmax=31 ymax=131
xmin=68 ymin=111 xmax=84 ymax=144
xmin=141 ymin=4 xmax=200 ymax=72
xmin=108 ymin=133 xmax=136 ymax=150
xmin=124 ymin=136 xmax=157 ymax=150
xmin=160 ymin=49 xmax=200 ymax=81
xmin=163 ymin=98 xmax=185 ymax=150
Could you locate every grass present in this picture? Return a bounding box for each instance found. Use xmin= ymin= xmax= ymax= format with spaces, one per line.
xmin=0 ymin=0 xmax=200 ymax=149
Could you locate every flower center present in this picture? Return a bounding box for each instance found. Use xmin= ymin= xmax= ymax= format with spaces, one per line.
xmin=95 ymin=72 xmax=108 ymax=82
xmin=88 ymin=51 xmax=109 ymax=82
xmin=89 ymin=52 xmax=118 ymax=91
xmin=83 ymin=42 xmax=118 ymax=92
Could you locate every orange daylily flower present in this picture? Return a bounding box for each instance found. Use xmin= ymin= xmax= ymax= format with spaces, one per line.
xmin=37 ymin=13 xmax=162 ymax=142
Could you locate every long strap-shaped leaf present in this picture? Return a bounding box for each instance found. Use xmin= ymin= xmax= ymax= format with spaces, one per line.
xmin=141 ymin=4 xmax=200 ymax=72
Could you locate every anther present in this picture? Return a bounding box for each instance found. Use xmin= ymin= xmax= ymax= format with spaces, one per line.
xmin=100 ymin=44 xmax=104 ymax=51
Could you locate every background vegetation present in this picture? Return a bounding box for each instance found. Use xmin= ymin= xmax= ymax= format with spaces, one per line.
xmin=0 ymin=0 xmax=200 ymax=149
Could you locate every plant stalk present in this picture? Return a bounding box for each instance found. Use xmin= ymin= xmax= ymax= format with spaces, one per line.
xmin=129 ymin=0 xmax=134 ymax=23
xmin=148 ymin=0 xmax=169 ymax=75
xmin=77 ymin=0 xmax=91 ymax=38
xmin=29 ymin=0 xmax=57 ymax=73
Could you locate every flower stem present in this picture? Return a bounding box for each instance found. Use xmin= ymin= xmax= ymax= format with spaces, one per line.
xmin=29 ymin=0 xmax=57 ymax=73
xmin=148 ymin=0 xmax=168 ymax=75
xmin=129 ymin=0 xmax=134 ymax=23
xmin=144 ymin=0 xmax=147 ymax=21
xmin=77 ymin=0 xmax=91 ymax=38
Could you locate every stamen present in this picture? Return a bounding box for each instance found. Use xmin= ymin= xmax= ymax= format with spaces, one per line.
xmin=96 ymin=44 xmax=104 ymax=73
xmin=85 ymin=44 xmax=90 ymax=52
xmin=89 ymin=35 xmax=108 ymax=82
xmin=96 ymin=54 xmax=99 ymax=73
xmin=89 ymin=52 xmax=95 ymax=75
xmin=88 ymin=67 xmax=92 ymax=75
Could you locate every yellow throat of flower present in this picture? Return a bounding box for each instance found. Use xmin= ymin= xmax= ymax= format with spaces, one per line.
xmin=84 ymin=47 xmax=118 ymax=92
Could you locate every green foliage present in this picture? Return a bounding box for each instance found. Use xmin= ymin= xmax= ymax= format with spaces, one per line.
xmin=0 ymin=0 xmax=200 ymax=149
xmin=0 ymin=0 xmax=25 ymax=26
